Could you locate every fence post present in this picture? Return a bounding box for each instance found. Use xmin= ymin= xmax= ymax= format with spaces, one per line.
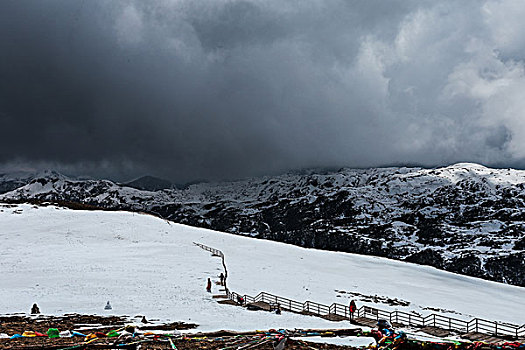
xmin=196 ymin=242 xmax=523 ymax=340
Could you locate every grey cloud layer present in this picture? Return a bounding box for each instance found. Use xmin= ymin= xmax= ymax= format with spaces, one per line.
xmin=1 ymin=0 xmax=525 ymax=181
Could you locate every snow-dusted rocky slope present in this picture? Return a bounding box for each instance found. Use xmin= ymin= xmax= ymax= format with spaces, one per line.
xmin=1 ymin=164 xmax=525 ymax=286
xmin=1 ymin=204 xmax=524 ymax=332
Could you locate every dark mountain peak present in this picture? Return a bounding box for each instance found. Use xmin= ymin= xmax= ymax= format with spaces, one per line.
xmin=125 ymin=175 xmax=173 ymax=192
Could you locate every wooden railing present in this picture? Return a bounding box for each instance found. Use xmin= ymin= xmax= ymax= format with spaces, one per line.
xmin=194 ymin=242 xmax=525 ymax=339
xmin=193 ymin=242 xmax=224 ymax=258
xmin=193 ymin=242 xmax=228 ymax=288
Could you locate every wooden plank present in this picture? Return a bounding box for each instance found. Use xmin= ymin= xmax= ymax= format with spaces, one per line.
xmin=212 ymin=294 xmax=228 ymax=299
xmin=322 ymin=314 xmax=348 ymax=322
xmin=420 ymin=327 xmax=452 ymax=338
xmin=462 ymin=332 xmax=508 ymax=343
xmin=464 ymin=332 xmax=484 ymax=340
xmin=246 ymin=301 xmax=272 ymax=311
xmin=354 ymin=317 xmax=379 ymax=328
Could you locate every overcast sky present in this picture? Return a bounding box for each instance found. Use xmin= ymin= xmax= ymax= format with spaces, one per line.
xmin=2 ymin=0 xmax=525 ymax=182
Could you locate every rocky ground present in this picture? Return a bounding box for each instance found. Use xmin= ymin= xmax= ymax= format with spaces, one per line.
xmin=0 ymin=336 xmax=356 ymax=350
xmin=1 ymin=314 xmax=523 ymax=350
xmin=0 ymin=314 xmax=356 ymax=349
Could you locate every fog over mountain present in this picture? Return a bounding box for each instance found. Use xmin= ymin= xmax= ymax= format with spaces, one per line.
xmin=2 ymin=1 xmax=525 ymax=182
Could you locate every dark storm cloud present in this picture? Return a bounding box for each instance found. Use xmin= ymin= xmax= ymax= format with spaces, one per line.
xmin=2 ymin=0 xmax=525 ymax=182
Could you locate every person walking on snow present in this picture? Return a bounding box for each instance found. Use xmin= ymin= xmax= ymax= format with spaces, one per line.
xmin=220 ymin=272 xmax=225 ymax=286
xmin=206 ymin=278 xmax=212 ymax=293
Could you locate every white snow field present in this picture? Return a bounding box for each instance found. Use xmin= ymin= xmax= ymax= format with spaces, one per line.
xmin=1 ymin=204 xmax=524 ymax=334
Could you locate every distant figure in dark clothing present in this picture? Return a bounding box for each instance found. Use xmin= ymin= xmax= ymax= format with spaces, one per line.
xmin=349 ymin=300 xmax=357 ymax=321
xmin=275 ymin=304 xmax=281 ymax=315
xmin=219 ymin=273 xmax=225 ymax=286
xmin=237 ymin=295 xmax=244 ymax=305
xmin=206 ymin=278 xmax=212 ymax=293
xmin=31 ymin=303 xmax=40 ymax=314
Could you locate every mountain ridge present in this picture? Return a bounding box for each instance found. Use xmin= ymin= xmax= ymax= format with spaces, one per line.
xmin=124 ymin=175 xmax=174 ymax=191
xmin=1 ymin=162 xmax=524 ymax=286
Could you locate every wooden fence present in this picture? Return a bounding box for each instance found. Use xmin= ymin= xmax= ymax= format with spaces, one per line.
xmin=194 ymin=242 xmax=525 ymax=339
xmin=193 ymin=242 xmax=228 ymax=287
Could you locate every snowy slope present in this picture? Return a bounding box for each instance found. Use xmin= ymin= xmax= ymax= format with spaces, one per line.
xmin=1 ymin=163 xmax=525 ymax=286
xmin=1 ymin=204 xmax=524 ymax=333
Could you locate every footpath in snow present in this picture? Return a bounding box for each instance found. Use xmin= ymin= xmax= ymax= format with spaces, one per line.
xmin=1 ymin=204 xmax=524 ymax=334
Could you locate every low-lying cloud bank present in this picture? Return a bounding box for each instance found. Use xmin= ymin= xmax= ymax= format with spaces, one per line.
xmin=2 ymin=0 xmax=525 ymax=181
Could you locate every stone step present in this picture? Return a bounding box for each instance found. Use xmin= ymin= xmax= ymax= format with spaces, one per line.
xmin=212 ymin=294 xmax=228 ymax=299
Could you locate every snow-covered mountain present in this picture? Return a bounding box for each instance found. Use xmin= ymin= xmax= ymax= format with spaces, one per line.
xmin=125 ymin=175 xmax=174 ymax=191
xmin=0 ymin=170 xmax=56 ymax=194
xmin=1 ymin=163 xmax=524 ymax=287
xmin=1 ymin=204 xmax=524 ymax=333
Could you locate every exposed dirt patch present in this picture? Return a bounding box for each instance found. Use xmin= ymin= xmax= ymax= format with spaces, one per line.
xmin=0 ymin=315 xmax=523 ymax=350
xmin=0 ymin=314 xmax=127 ymax=335
xmin=0 ymin=314 xmax=359 ymax=349
xmin=0 ymin=314 xmax=196 ymax=335
xmin=334 ymin=291 xmax=410 ymax=307
xmin=0 ymin=337 xmax=358 ymax=349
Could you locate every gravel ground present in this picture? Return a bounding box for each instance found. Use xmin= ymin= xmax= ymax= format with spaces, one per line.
xmin=0 ymin=314 xmax=357 ymax=349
